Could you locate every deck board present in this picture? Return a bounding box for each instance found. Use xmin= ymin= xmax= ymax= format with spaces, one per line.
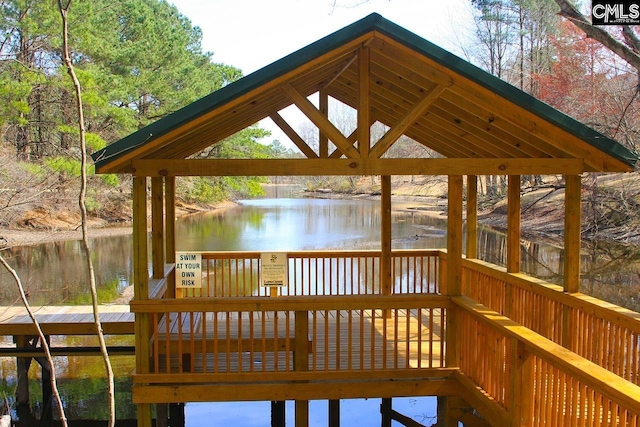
xmin=154 ymin=308 xmax=444 ymax=374
xmin=0 ymin=305 xmax=134 ymax=336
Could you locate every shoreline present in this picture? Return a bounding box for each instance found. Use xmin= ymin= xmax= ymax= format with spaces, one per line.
xmin=0 ymin=200 xmax=238 ymax=249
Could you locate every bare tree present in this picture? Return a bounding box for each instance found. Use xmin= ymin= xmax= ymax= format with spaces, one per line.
xmin=553 ymin=0 xmax=640 ymax=78
xmin=57 ymin=1 xmax=116 ymax=426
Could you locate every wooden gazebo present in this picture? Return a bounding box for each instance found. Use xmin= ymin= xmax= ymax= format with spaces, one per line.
xmin=93 ymin=14 xmax=640 ymax=427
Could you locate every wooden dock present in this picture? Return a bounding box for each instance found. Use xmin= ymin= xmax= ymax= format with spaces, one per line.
xmin=0 ymin=304 xmax=134 ymax=336
xmin=152 ymin=308 xmax=445 ymax=375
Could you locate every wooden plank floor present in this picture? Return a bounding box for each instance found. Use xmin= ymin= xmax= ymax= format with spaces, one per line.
xmin=0 ymin=305 xmax=134 ymax=336
xmin=154 ymin=308 xmax=445 ymax=374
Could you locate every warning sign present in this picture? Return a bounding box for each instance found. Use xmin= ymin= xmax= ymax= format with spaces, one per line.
xmin=261 ymin=252 xmax=288 ymax=287
xmin=175 ymin=252 xmax=202 ymax=289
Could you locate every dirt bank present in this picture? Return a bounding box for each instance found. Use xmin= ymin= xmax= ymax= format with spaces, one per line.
xmin=0 ymin=200 xmax=237 ymax=249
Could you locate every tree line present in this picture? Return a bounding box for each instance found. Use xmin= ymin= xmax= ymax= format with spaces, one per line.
xmin=466 ymin=0 xmax=640 ymax=213
xmin=0 ymin=0 xmax=295 ymax=226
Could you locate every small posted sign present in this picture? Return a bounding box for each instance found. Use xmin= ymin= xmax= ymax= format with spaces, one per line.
xmin=260 ymin=252 xmax=288 ymax=287
xmin=175 ymin=252 xmax=202 ymax=289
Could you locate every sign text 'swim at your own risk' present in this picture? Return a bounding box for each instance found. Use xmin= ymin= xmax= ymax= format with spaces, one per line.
xmin=175 ymin=252 xmax=202 ymax=288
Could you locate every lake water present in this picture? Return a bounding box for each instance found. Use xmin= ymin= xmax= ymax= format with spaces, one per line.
xmin=1 ymin=187 xmax=640 ymax=423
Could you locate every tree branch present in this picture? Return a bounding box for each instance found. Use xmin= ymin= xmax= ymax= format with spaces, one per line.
xmin=553 ymin=0 xmax=640 ymax=71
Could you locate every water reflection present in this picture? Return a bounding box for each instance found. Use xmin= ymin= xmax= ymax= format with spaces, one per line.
xmin=0 ymin=235 xmax=134 ymax=306
xmin=3 ymin=195 xmax=640 ymax=423
xmin=1 ymin=196 xmax=640 ymax=311
xmin=177 ymin=198 xmax=448 ymax=252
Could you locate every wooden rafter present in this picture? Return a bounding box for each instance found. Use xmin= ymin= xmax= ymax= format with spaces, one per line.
xmin=319 ymin=89 xmax=329 ymax=158
xmin=270 ymin=112 xmax=318 ymax=159
xmin=370 ymin=84 xmax=449 ymax=158
xmin=280 ymin=83 xmax=360 ymax=158
xmin=358 ymin=46 xmax=371 ymax=158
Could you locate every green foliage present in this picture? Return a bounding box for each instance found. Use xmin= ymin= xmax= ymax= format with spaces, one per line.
xmin=100 ymin=173 xmax=120 ymax=187
xmin=0 ymin=0 xmax=270 ymax=213
xmin=18 ymin=161 xmax=44 ymax=178
xmin=187 ymin=177 xmax=226 ymax=204
xmin=45 ymin=156 xmax=82 ymax=177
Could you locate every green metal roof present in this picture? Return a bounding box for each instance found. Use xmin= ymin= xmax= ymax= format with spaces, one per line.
xmin=92 ymin=13 xmax=637 ymax=173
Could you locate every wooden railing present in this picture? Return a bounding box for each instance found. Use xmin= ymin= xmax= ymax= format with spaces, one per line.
xmin=137 ymin=249 xmax=640 ymax=423
xmin=459 ymin=256 xmax=640 ymax=387
xmin=456 ymin=296 xmax=640 ymax=426
xmin=131 ymin=294 xmax=450 ymax=380
xmin=178 ymin=250 xmax=440 ymax=298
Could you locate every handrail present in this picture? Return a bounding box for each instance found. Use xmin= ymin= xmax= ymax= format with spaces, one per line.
xmin=454 ymin=295 xmax=640 ymax=418
xmin=177 ymin=249 xmax=442 ymax=297
xmin=131 ymin=294 xmax=451 ymax=313
xmin=463 ymin=257 xmax=640 ymax=330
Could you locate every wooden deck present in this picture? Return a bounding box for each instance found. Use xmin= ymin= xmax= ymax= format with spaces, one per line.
xmin=0 ymin=304 xmax=133 ymax=336
xmin=150 ymin=307 xmax=445 ymax=376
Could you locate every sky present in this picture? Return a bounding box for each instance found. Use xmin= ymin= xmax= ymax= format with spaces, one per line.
xmin=169 ymin=0 xmax=475 ymax=146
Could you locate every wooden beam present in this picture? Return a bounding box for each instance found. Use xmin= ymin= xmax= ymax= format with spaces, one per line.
xmin=133 ymin=378 xmax=460 ymax=403
xmin=370 ymin=84 xmax=448 ymax=158
xmin=454 ymin=372 xmax=510 ymax=427
xmin=564 ymin=175 xmax=581 ymax=293
xmin=281 ymin=83 xmax=359 ymax=158
xmin=132 ymin=158 xmax=586 ymax=177
xmin=510 ymin=340 xmax=533 ymax=427
xmin=358 ymin=46 xmax=371 ymax=158
xmin=466 ymin=175 xmax=478 ymax=259
xmin=329 ymin=127 xmax=358 ymax=159
xmin=446 ymin=175 xmax=463 ymax=370
xmin=96 ymin=34 xmax=374 ymax=174
xmin=133 ymin=176 xmax=152 ymax=427
xmin=270 ymin=112 xmax=318 ymax=159
xmin=381 ymin=176 xmax=392 ymax=300
xmin=165 ymin=176 xmax=176 ymax=298
xmin=507 ymin=175 xmax=521 ymax=273
xmin=319 ymin=90 xmax=329 ymax=158
xmin=133 ymin=176 xmax=149 ymax=302
xmin=447 ymin=176 xmax=463 ymax=297
xmin=329 ymin=113 xmax=378 ymax=159
xmin=151 ymin=177 xmax=164 ymax=279
xmin=563 ymin=174 xmax=581 ymax=349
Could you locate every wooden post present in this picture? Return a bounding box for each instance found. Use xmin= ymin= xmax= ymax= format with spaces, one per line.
xmin=507 ymin=175 xmax=521 ymax=273
xmin=271 ymin=401 xmax=285 ymax=427
xmin=15 ymin=335 xmax=32 ymax=422
xmin=133 ymin=176 xmax=153 ymax=427
xmin=506 ymin=175 xmax=521 ymax=318
xmin=156 ymin=404 xmax=168 ymax=427
xmin=358 ymin=46 xmax=370 ymax=158
xmin=329 ymin=400 xmax=340 ymax=427
xmin=381 ymin=175 xmax=392 ymax=296
xmin=165 ymin=177 xmax=176 ymax=298
xmin=563 ymin=175 xmax=581 ymax=349
xmin=319 ymin=89 xmax=329 ymax=158
xmin=295 ymin=311 xmax=309 ymax=427
xmin=169 ymin=403 xmax=185 ymax=426
xmin=40 ymin=337 xmax=52 ymax=427
xmin=381 ymin=398 xmax=392 ymax=427
xmin=381 ymin=175 xmax=392 ymax=318
xmin=151 ymin=177 xmax=164 ymax=279
xmin=446 ymin=176 xmax=463 ymax=369
xmin=466 ymin=175 xmax=478 ymax=259
xmin=564 ymin=175 xmax=581 ymax=293
xmin=437 ymin=396 xmax=465 ymax=427
xmin=510 ymin=339 xmax=533 ymax=426
xmin=442 ymin=176 xmax=463 ymax=426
